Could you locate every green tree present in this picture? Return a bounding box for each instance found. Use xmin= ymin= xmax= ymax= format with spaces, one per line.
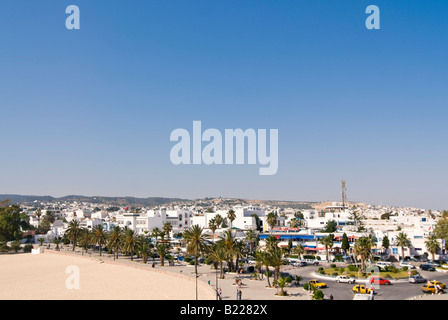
xmin=92 ymin=225 xmax=107 ymax=256
xmin=183 ymin=225 xmax=210 ymax=276
xmin=107 ymin=226 xmax=122 ymax=259
xmin=266 ymin=212 xmax=278 ymax=233
xmin=319 ymin=234 xmax=334 ymax=262
xmin=65 ymin=219 xmax=82 ymax=252
xmin=395 ymin=232 xmax=411 ymax=260
xmin=425 ymin=233 xmax=441 ymax=261
xmin=209 ymin=244 xmax=227 ymax=279
xmin=0 ymin=204 xmax=28 ymax=242
xmin=244 ymin=229 xmax=259 ymax=255
xmin=323 ymin=220 xmax=338 ymax=233
xmin=121 ymin=229 xmax=141 ymax=261
xmin=341 ymin=233 xmax=350 ymax=255
xmin=434 ymin=211 xmax=448 ymax=250
xmin=274 ymin=275 xmax=289 ymax=296
xmin=227 ymin=210 xmax=236 ymax=229
xmin=353 ymin=236 xmax=373 ymax=273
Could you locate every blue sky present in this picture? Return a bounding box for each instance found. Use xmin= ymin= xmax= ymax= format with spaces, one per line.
xmin=0 ymin=1 xmax=447 ymax=209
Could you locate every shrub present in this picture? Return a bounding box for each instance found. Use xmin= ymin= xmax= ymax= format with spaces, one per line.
xmin=411 ymin=270 xmax=419 ymax=276
xmin=285 ymin=276 xmax=293 ymax=283
xmin=313 ymin=290 xmax=324 ymax=300
xmin=247 ymin=266 xmax=255 ymax=273
xmin=347 ymin=264 xmax=358 ymax=272
xmin=330 ymin=264 xmax=336 ymax=269
xmin=339 ymin=267 xmax=345 ymax=273
xmin=384 ymin=274 xmax=392 ymax=279
xmin=402 ymin=266 xmax=408 ymax=272
xmin=332 ymin=272 xmax=339 ymax=276
xmin=189 ymin=260 xmax=195 ymax=265
xmin=10 ymin=241 xmax=22 ymax=253
xmin=318 ymin=267 xmax=324 ymax=272
xmin=23 ymin=244 xmax=34 ymax=253
xmin=303 ymin=282 xmax=310 ymax=291
xmin=184 ymin=256 xmax=192 ymax=263
xmin=0 ymin=244 xmax=10 ymax=252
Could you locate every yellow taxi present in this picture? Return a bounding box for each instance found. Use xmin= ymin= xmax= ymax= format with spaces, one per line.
xmin=428 ymin=280 xmax=446 ymax=289
xmin=308 ymin=279 xmax=327 ymax=289
xmin=421 ymin=284 xmax=437 ymax=294
xmin=352 ymin=285 xmax=372 ymax=294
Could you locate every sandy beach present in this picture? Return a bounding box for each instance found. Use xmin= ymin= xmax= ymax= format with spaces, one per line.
xmin=0 ymin=251 xmax=215 ymax=300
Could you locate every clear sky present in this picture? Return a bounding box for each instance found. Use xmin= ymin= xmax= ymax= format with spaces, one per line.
xmin=1 ymin=1 xmax=447 ymax=210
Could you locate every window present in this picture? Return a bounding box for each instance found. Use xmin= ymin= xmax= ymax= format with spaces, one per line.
xmin=392 ymin=248 xmax=398 ymax=255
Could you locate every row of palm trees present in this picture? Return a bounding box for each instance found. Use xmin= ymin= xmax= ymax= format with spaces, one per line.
xmin=316 ymin=231 xmax=443 ymax=273
xmin=63 ymin=220 xmax=173 ymax=265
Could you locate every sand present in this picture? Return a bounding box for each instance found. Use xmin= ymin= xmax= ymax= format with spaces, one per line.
xmin=0 ymin=251 xmax=215 ymax=300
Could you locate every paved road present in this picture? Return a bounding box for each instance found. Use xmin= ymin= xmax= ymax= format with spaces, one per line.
xmin=283 ymin=264 xmax=448 ymax=300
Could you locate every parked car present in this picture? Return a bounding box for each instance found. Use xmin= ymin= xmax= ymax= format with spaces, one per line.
xmin=352 ymin=285 xmax=372 ymax=294
xmin=369 ymin=276 xmax=391 ymax=285
xmin=292 ymin=261 xmax=307 ymax=267
xmin=400 ymin=261 xmax=416 ymax=269
xmin=409 ymin=275 xmax=426 ymax=283
xmin=427 ymin=261 xmax=441 ymax=268
xmin=421 ymin=284 xmax=445 ymax=294
xmin=247 ymin=259 xmax=256 ymax=265
xmin=303 ymin=259 xmax=319 ymax=266
xmin=308 ymin=279 xmax=327 ymax=289
xmin=336 ymin=275 xmax=356 ymax=284
xmin=376 ymin=261 xmax=393 ymax=268
xmin=420 ymin=264 xmax=436 ymax=271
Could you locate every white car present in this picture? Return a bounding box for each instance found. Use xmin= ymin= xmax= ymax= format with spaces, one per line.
xmin=400 ymin=261 xmax=416 ymax=269
xmin=336 ymin=275 xmax=356 ymax=284
xmin=353 ymin=293 xmax=373 ymax=300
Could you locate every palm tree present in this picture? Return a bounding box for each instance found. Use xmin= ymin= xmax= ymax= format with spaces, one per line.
xmin=265 ymin=235 xmax=278 ymax=253
xmin=65 ymin=219 xmax=82 ymax=252
xmin=214 ymin=214 xmax=223 ymax=229
xmin=139 ymin=242 xmax=152 ymax=264
xmin=244 ymin=229 xmax=259 ymax=255
xmin=254 ymin=250 xmax=264 ymax=280
xmin=261 ymin=250 xmax=273 ymax=288
xmin=274 ymin=276 xmax=289 ymax=296
xmin=425 ymin=233 xmax=441 ymax=261
xmin=353 ymin=236 xmax=372 ymax=273
xmin=78 ymin=229 xmax=92 ymax=254
xmin=319 ymin=234 xmax=334 ymax=262
xmin=217 ymin=229 xmax=238 ymax=272
xmin=270 ymin=246 xmax=285 ymax=283
xmin=162 ymin=223 xmax=173 ymax=241
xmin=292 ymin=244 xmax=305 ymax=260
xmin=152 ymin=227 xmax=162 ymax=246
xmin=107 ymin=226 xmax=122 ymax=259
xmin=156 ymin=243 xmax=170 ymax=266
xmin=92 ymin=225 xmax=107 ymax=256
xmin=53 ymin=237 xmax=61 ymax=251
xmin=121 ymin=229 xmax=141 ymax=261
xmin=209 ymin=218 xmax=218 ymax=243
xmin=209 ymin=244 xmax=227 ymax=279
xmin=227 ymin=210 xmax=236 ymax=229
xmin=395 ymin=232 xmax=411 ymax=260
xmin=183 ymin=225 xmax=210 ymax=276
xmin=266 ymin=212 xmax=278 ymax=233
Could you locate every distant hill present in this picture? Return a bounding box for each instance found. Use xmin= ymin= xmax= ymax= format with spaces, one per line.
xmin=0 ymin=194 xmax=190 ymax=207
